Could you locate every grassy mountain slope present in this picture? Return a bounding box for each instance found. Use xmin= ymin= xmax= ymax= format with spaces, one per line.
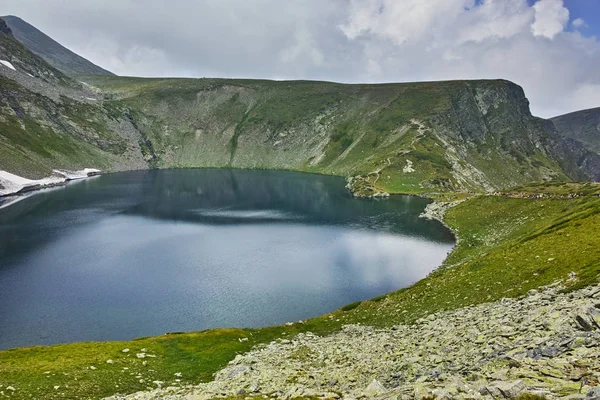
xmin=0 ymin=18 xmax=147 ymax=178
xmin=1 ymin=15 xmax=114 ymax=77
xmin=86 ymin=75 xmax=598 ymax=193
xmin=1 ymin=183 xmax=598 ymax=400
xmin=552 ymin=107 xmax=600 ymax=154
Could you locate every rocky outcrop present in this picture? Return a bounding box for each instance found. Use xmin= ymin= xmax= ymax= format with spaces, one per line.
xmin=345 ymin=176 xmax=390 ymax=198
xmin=419 ymin=200 xmax=464 ymax=224
xmin=0 ymin=18 xmax=11 ymax=35
xmin=106 ymin=282 xmax=600 ymax=400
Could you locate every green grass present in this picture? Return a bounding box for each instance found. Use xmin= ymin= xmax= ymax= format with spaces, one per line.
xmin=69 ymin=75 xmax=578 ymax=193
xmin=2 ymin=187 xmax=599 ymax=400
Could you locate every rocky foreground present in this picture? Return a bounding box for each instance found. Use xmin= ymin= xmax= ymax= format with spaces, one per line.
xmin=107 ymin=282 xmax=600 ymax=400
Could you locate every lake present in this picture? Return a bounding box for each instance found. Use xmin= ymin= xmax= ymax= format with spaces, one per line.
xmin=0 ymin=169 xmax=454 ymax=349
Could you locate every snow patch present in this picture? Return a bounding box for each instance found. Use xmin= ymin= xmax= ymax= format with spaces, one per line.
xmin=0 ymin=168 xmax=101 ymax=197
xmin=403 ymin=160 xmax=415 ymax=173
xmin=0 ymin=60 xmax=16 ymax=71
xmin=53 ymin=168 xmax=101 ymax=180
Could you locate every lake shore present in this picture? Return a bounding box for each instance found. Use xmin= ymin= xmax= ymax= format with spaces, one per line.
xmin=0 ymin=168 xmax=101 ymax=198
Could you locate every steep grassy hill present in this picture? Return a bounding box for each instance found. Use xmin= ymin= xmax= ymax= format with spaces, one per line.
xmin=1 ymin=15 xmax=114 ymax=77
xmin=81 ymin=75 xmax=600 ymax=193
xmin=1 ymin=14 xmax=599 ymax=192
xmin=0 ymin=18 xmax=146 ymax=178
xmin=552 ymin=107 xmax=600 ymax=154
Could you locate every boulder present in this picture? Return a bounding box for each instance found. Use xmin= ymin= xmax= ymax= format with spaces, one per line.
xmin=574 ymin=307 xmax=600 ymax=331
xmin=225 ymin=365 xmax=249 ymax=379
xmin=480 ymin=381 xmax=526 ymax=398
xmin=587 ymin=387 xmax=600 ymax=398
xmin=364 ymin=379 xmax=387 ymax=397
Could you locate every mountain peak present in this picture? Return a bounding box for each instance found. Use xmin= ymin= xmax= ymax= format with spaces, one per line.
xmin=0 ymin=15 xmax=114 ymax=76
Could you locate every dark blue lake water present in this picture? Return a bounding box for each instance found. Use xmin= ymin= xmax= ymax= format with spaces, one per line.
xmin=0 ymin=169 xmax=454 ymax=349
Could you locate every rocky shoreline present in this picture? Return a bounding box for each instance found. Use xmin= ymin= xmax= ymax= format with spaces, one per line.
xmin=107 ymin=281 xmax=600 ymax=400
xmin=345 ymin=176 xmax=390 ymax=199
xmin=418 ymin=200 xmax=464 ymax=225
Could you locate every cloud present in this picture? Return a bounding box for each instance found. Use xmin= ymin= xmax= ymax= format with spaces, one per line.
xmin=338 ymin=0 xmax=600 ymax=117
xmin=572 ymin=18 xmax=586 ymax=29
xmin=531 ymin=0 xmax=570 ymax=39
xmin=0 ymin=0 xmax=599 ymax=117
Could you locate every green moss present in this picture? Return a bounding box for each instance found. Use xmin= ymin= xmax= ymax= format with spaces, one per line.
xmin=340 ymin=301 xmax=362 ymax=312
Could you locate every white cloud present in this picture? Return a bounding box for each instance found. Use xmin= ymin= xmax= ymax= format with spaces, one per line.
xmin=531 ymin=0 xmax=570 ymax=39
xmin=456 ymin=0 xmax=534 ymax=44
xmin=340 ymin=0 xmax=471 ymax=46
xmin=572 ymin=18 xmax=586 ymax=28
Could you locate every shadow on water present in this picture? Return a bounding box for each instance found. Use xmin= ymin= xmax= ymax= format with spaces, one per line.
xmin=0 ymin=169 xmax=454 ymax=349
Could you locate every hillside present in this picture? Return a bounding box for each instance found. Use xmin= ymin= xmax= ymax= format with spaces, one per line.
xmin=3 ymin=60 xmax=600 ymax=191
xmin=0 ymin=18 xmax=146 ymax=178
xmin=1 ymin=15 xmax=114 ymax=77
xmin=84 ymin=75 xmax=600 ymax=194
xmin=2 ymin=14 xmax=600 ymax=192
xmin=552 ymin=107 xmax=600 ymax=154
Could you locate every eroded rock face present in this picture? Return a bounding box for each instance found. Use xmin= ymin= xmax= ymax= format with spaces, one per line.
xmin=106 ymin=282 xmax=600 ymax=400
xmin=0 ymin=18 xmax=11 ymax=35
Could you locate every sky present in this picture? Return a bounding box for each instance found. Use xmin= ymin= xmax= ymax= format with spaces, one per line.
xmin=1 ymin=0 xmax=600 ymax=118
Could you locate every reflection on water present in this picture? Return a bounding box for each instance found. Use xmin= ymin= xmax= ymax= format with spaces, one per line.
xmin=0 ymin=169 xmax=454 ymax=349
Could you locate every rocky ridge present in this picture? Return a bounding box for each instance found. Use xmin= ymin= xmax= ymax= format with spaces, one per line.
xmin=106 ymin=281 xmax=600 ymax=400
xmin=419 ymin=200 xmax=464 ymax=224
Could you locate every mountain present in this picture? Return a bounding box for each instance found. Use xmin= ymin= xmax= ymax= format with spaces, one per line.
xmin=551 ymin=107 xmax=600 ymax=182
xmin=72 ymin=75 xmax=600 ymax=192
xmin=1 ymin=15 xmax=599 ymax=192
xmin=1 ymin=15 xmax=114 ymax=76
xmin=552 ymin=107 xmax=600 ymax=154
xmin=0 ymin=18 xmax=145 ymax=178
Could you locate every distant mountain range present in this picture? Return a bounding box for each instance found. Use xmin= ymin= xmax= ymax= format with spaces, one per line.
xmin=0 ymin=15 xmax=598 ymax=192
xmin=1 ymin=15 xmax=113 ymax=76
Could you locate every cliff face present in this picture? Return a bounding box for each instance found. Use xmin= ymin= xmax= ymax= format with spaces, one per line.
xmin=0 ymin=20 xmax=598 ymax=191
xmin=552 ymin=107 xmax=600 ymax=154
xmin=0 ymin=18 xmax=11 ymax=35
xmin=551 ymin=107 xmax=600 ymax=182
